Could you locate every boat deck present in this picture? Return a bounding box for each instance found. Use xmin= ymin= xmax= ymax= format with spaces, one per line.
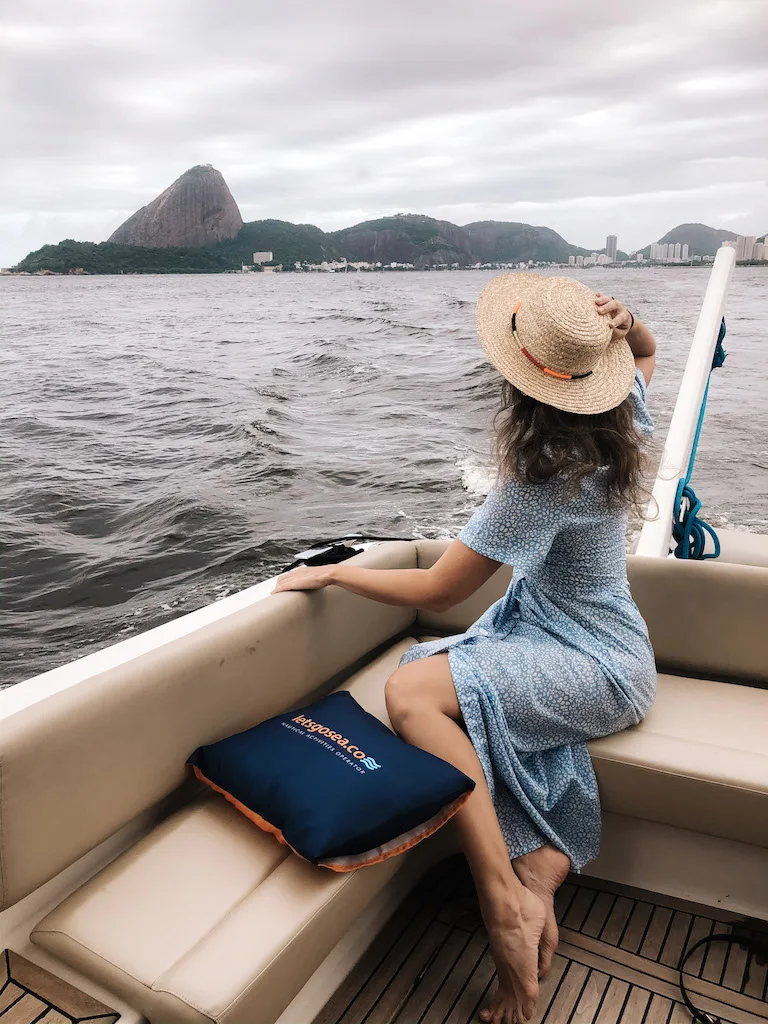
xmin=315 ymin=857 xmax=768 ymax=1024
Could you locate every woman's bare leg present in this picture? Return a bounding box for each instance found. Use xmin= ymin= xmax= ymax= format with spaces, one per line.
xmin=386 ymin=655 xmax=545 ymax=1024
xmin=513 ymin=847 xmax=571 ymax=977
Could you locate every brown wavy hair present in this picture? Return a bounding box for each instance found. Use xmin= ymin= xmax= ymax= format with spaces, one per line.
xmin=492 ymin=379 xmax=649 ymax=511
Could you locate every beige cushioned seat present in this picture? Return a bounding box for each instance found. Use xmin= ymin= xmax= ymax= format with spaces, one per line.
xmin=590 ymin=673 xmax=768 ymax=847
xmin=27 ymin=542 xmax=768 ymax=1023
xmin=31 ymin=637 xmax=455 ymax=1024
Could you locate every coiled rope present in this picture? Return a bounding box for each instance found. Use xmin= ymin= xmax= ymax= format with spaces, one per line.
xmin=678 ymin=931 xmax=768 ymax=1024
xmin=672 ymin=318 xmax=727 ymax=559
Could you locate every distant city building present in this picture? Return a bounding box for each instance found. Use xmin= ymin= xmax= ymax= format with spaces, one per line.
xmin=673 ymin=242 xmax=681 ymax=260
xmin=569 ymin=255 xmax=575 ymax=266
xmin=252 ymin=251 xmax=273 ymax=264
xmin=575 ymin=255 xmax=584 ymax=267
xmin=606 ymin=234 xmax=618 ymax=261
xmin=597 ymin=254 xmax=612 ymax=265
xmin=734 ymin=235 xmax=757 ymax=261
xmin=756 ymin=242 xmax=768 ymax=261
xmin=681 ymin=244 xmax=689 ymax=261
xmin=636 ymin=253 xmax=645 ymax=263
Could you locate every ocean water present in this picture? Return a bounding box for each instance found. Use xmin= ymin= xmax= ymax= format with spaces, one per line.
xmin=2 ymin=268 xmax=767 ymax=687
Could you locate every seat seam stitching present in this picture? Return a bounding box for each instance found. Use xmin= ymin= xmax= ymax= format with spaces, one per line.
xmin=591 ymin=757 xmax=767 ymax=794
xmin=32 ymin=928 xmax=216 ymax=1021
xmin=217 ymin=869 xmax=363 ymax=1019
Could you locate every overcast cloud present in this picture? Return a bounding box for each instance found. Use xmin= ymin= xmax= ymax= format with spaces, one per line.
xmin=1 ymin=0 xmax=767 ymax=266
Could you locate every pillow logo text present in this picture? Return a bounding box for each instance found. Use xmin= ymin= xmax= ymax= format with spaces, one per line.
xmin=290 ymin=714 xmax=382 ymax=771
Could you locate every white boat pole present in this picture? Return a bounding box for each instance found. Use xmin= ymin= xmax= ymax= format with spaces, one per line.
xmin=636 ymin=246 xmax=736 ymax=558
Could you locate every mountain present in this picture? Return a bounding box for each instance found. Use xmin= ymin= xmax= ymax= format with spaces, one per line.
xmin=329 ymin=214 xmax=588 ymax=268
xmin=640 ymin=223 xmax=736 ymax=258
xmin=12 ymin=165 xmax=761 ymax=273
xmin=14 ymin=211 xmax=589 ymax=273
xmin=108 ymin=164 xmax=242 ymax=248
xmin=332 ymin=214 xmax=476 ymax=268
xmin=463 ymin=221 xmax=588 ymax=264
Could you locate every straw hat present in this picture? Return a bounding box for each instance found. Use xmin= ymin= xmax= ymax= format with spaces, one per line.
xmin=475 ymin=273 xmax=636 ymax=414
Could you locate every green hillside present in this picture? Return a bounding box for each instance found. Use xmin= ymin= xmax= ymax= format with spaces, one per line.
xmin=12 ymin=239 xmax=236 ymax=275
xmin=332 ymin=214 xmax=474 ymax=267
xmin=462 ymin=220 xmax=588 ymax=264
xmin=13 ymin=221 xmax=340 ymax=275
xmin=231 ymin=220 xmax=339 ymax=266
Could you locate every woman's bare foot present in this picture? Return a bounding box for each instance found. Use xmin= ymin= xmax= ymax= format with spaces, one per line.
xmin=513 ymin=846 xmax=571 ymax=979
xmin=478 ymin=884 xmax=546 ymax=1024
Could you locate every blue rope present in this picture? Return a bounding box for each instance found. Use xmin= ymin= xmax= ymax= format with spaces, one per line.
xmin=671 ymin=318 xmax=727 ymax=559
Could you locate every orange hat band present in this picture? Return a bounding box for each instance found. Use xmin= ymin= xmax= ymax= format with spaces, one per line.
xmin=511 ymin=305 xmax=593 ymax=382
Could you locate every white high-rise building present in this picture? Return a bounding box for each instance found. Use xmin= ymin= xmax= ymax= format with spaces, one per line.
xmin=606 ymin=234 xmax=618 ymax=261
xmin=681 ymin=244 xmax=689 ymax=261
xmin=575 ymin=255 xmax=584 ymax=267
xmin=735 ymin=236 xmax=757 ymax=261
xmin=673 ymin=242 xmax=682 ymax=260
xmin=569 ymin=255 xmax=576 ymax=266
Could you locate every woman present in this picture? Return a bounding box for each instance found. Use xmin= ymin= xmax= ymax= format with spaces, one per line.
xmin=273 ymin=275 xmax=657 ymax=1024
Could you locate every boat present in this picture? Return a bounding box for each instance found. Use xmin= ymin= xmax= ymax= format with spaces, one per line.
xmin=1 ymin=246 xmax=766 ymax=1024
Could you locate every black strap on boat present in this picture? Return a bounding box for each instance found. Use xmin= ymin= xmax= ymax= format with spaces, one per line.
xmin=279 ymin=534 xmax=415 ymax=574
xmin=301 ymin=532 xmax=414 ymax=548
xmin=279 ymin=543 xmax=363 ymax=574
xmin=678 ymin=931 xmax=768 ymax=1024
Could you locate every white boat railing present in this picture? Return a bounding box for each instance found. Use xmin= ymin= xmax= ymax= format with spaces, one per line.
xmin=636 ymin=246 xmax=736 ymax=559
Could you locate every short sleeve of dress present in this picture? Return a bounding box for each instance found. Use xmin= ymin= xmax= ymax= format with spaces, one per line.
xmin=457 ymin=476 xmax=560 ymax=567
xmin=629 ymin=368 xmax=654 ymax=437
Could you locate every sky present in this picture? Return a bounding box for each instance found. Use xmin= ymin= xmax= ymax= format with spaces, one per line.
xmin=2 ymin=0 xmax=767 ymax=266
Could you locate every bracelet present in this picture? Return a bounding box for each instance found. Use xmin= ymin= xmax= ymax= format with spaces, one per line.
xmin=628 ymin=311 xmax=635 ymax=331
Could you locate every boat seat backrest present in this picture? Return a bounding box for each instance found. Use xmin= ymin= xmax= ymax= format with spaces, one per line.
xmin=625 ymin=555 xmax=768 ymax=683
xmin=415 ymin=540 xmax=768 ymax=685
xmin=0 ymin=542 xmax=418 ymax=911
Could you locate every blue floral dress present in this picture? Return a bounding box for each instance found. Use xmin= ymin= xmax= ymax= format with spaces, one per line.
xmin=399 ymin=370 xmax=657 ymax=870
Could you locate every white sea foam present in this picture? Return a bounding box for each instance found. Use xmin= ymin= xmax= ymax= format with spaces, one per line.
xmin=456 ymin=453 xmax=496 ymax=498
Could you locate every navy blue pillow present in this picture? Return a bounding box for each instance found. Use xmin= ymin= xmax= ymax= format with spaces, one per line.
xmin=187 ymin=690 xmax=474 ymax=870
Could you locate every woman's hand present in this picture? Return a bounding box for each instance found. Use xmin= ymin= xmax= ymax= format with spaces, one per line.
xmin=595 ymin=292 xmax=657 ymax=385
xmin=271 ymin=565 xmax=335 ymax=594
xmin=595 ymin=293 xmax=632 ymax=336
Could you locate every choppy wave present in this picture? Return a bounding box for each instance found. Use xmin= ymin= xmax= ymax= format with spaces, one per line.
xmin=1 ymin=268 xmax=766 ymax=686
